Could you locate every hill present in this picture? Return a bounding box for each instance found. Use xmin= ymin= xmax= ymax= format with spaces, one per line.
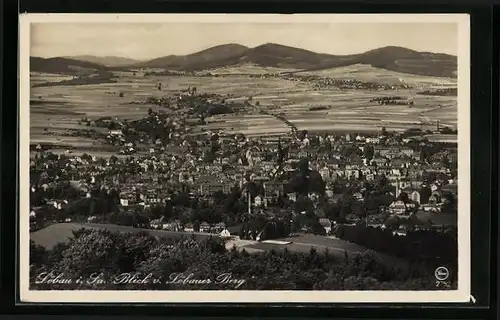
xmin=138 ymin=43 xmax=249 ymax=70
xmin=31 ymin=43 xmax=457 ymax=78
xmin=30 ymin=57 xmax=108 ymax=75
xmin=348 ymin=46 xmax=457 ymax=78
xmin=135 ymin=43 xmax=457 ymax=78
xmin=62 ymin=55 xmax=141 ymax=67
xmin=296 ymin=63 xmax=458 ymax=86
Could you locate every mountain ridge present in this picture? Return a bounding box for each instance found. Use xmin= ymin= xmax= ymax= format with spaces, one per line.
xmin=30 ymin=43 xmax=457 ymax=78
xmin=62 ymin=55 xmax=141 ymax=67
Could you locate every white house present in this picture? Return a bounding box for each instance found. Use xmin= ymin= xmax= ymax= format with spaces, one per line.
xmin=109 ymin=129 xmax=123 ymax=136
xmin=254 ymin=195 xmax=263 ymax=207
xmin=319 ymin=218 xmax=332 ymax=234
xmin=220 ymin=228 xmax=231 ymax=238
xmin=366 ymin=137 xmax=380 ymax=144
xmin=389 ymin=200 xmax=407 ymax=214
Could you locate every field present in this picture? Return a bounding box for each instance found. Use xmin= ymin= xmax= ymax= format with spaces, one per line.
xmin=30 ymin=68 xmax=457 ymax=149
xmin=31 ymin=223 xmax=399 ymax=264
xmin=202 ymin=63 xmax=300 ymax=75
xmin=296 ymin=64 xmax=457 ymax=87
xmin=30 ymin=223 xmax=216 ymax=250
xmin=30 ymin=72 xmax=75 ymax=86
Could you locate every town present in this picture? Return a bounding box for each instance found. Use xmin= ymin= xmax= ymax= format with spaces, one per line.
xmin=29 ymin=88 xmax=458 ymax=250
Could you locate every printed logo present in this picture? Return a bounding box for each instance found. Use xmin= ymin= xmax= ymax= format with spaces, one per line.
xmin=434 ymin=266 xmax=450 ymax=282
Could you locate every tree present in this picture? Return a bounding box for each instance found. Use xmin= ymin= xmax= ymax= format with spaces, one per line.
xmin=381 ymin=126 xmax=388 ymax=136
xmin=364 ymin=145 xmax=374 ymax=161
xmin=419 ymin=186 xmax=432 ymax=204
xmin=442 ymin=193 xmax=457 ymax=214
xmin=298 ymin=130 xmax=308 ymax=141
xmin=29 ymin=225 xmax=451 ymax=291
xmin=309 ymin=170 xmax=326 ymax=195
xmin=55 ymin=210 xmax=68 ymax=222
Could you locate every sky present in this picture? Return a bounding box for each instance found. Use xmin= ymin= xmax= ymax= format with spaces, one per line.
xmin=30 ymin=22 xmax=458 ymax=60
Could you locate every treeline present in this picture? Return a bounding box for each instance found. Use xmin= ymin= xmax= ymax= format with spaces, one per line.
xmin=334 ymin=224 xmax=457 ymax=281
xmin=369 ymin=96 xmax=413 ymax=105
xmin=417 ymin=88 xmax=457 ymax=96
xmin=308 ymin=106 xmax=329 ymax=111
xmin=32 ymin=71 xmax=117 ymax=87
xmin=30 ymin=228 xmax=454 ymax=291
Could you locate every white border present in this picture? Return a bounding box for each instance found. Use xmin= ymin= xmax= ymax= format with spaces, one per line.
xmin=19 ymin=13 xmax=471 ymax=303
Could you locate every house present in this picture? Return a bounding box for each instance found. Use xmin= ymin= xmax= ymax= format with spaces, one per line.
xmin=325 ymin=189 xmax=334 ymax=198
xmin=353 ymin=192 xmax=363 ymax=201
xmin=401 ymin=148 xmax=415 ymax=157
xmin=346 ymin=169 xmax=360 ymax=180
xmin=184 ymin=223 xmax=194 ymax=232
xmin=220 ymin=228 xmax=231 ymax=238
xmin=213 ymin=222 xmax=226 ymax=233
xmin=308 ymin=192 xmax=319 ymax=201
xmin=87 ymin=216 xmax=97 ymax=223
xmin=109 ymin=129 xmax=123 ymax=136
xmin=199 ymin=181 xmax=225 ymax=196
xmin=288 ymin=193 xmax=297 ymax=202
xmin=319 ymin=167 xmax=331 ymax=180
xmin=319 ymin=218 xmax=332 ymax=234
xmin=389 ymin=200 xmax=407 ymax=214
xmin=163 ymin=221 xmax=182 ymax=231
xmin=366 ymin=137 xmax=380 ymax=144
xmin=200 ymin=222 xmax=211 ymax=233
xmin=429 ymin=192 xmax=441 ymax=204
xmin=254 ymin=195 xmax=263 ymax=207
xmin=263 ymin=181 xmax=283 ymax=198
xmin=327 ymin=158 xmax=340 ymax=169
xmin=402 ymin=188 xmax=421 ymax=204
xmin=372 ymin=157 xmax=387 ymax=166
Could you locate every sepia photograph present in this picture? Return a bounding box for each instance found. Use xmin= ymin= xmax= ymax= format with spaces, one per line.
xmin=19 ymin=14 xmax=470 ymax=303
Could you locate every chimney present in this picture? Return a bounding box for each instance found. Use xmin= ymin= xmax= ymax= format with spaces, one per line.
xmin=248 ymin=190 xmax=252 ymax=215
xmin=396 ymin=178 xmax=400 ymax=198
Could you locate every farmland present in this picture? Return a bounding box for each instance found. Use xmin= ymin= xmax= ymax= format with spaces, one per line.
xmin=30 ymin=67 xmax=457 ymax=150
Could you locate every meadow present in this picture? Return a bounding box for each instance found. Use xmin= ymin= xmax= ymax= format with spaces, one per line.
xmin=30 ymin=68 xmax=457 ymax=148
xmin=295 ymin=64 xmax=457 ymax=87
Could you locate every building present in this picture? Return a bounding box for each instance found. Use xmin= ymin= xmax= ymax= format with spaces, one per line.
xmin=109 ymin=129 xmax=123 ymax=136
xmin=200 ymin=222 xmax=211 ymax=233
xmin=220 ymin=228 xmax=231 ymax=238
xmin=389 ymin=200 xmax=407 ymax=214
xmin=319 ymin=218 xmax=332 ymax=234
xmin=401 ymin=186 xmax=421 ymax=203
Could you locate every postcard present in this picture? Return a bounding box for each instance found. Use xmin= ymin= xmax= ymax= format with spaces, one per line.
xmin=19 ymin=13 xmax=470 ymax=303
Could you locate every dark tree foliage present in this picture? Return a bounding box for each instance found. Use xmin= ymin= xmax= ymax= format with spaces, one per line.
xmin=333 ymin=224 xmax=457 ymax=280
xmin=30 ymin=228 xmax=454 ymax=291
